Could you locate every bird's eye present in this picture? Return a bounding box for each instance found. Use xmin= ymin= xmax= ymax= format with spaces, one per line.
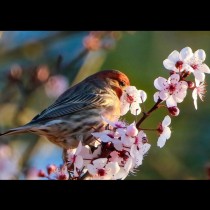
xmin=119 ymin=81 xmax=126 ymax=87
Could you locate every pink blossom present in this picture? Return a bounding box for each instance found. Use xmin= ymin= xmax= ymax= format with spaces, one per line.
xmin=163 ymin=47 xmax=193 ymax=72
xmin=185 ymin=49 xmax=210 ymax=82
xmin=87 ymin=158 xmax=120 ymax=180
xmin=154 ymin=74 xmax=188 ymax=107
xmin=66 ymin=142 xmax=84 ymax=177
xmin=126 ymin=122 xmax=138 ymax=137
xmin=120 ymin=86 xmax=147 ymax=116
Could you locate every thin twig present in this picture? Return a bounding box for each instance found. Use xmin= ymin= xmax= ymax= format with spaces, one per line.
xmin=136 ymin=99 xmax=162 ymax=129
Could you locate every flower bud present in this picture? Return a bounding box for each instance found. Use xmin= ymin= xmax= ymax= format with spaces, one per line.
xmin=126 ymin=123 xmax=138 ymax=137
xmin=47 ymin=164 xmax=57 ymax=175
xmin=187 ymin=81 xmax=195 ymax=89
xmin=38 ymin=170 xmax=46 ymax=177
xmin=168 ymin=106 xmax=180 ymax=116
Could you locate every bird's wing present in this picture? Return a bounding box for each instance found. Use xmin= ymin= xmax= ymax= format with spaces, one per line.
xmin=30 ymin=84 xmax=106 ymax=123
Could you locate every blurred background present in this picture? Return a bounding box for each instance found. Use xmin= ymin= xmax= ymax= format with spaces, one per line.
xmin=0 ymin=31 xmax=210 ymax=180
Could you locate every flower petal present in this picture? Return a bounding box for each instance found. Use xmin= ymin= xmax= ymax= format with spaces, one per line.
xmin=91 ymin=133 xmax=112 ymax=143
xmin=75 ymin=155 xmax=83 ymax=169
xmin=154 ymin=77 xmax=168 ymax=90
xmin=193 ymin=71 xmax=205 ymax=82
xmin=112 ymin=140 xmax=123 ymax=151
xmin=75 ymin=141 xmax=83 ymax=155
xmin=124 ymin=158 xmax=134 ymax=173
xmin=141 ymin=143 xmax=151 ymax=155
xmin=177 ymin=81 xmax=188 ymax=90
xmin=130 ymin=103 xmax=141 ymax=115
xmin=173 ymin=91 xmax=186 ymax=103
xmin=169 ymin=74 xmax=180 ymax=84
xmin=162 ymin=115 xmax=171 ymax=127
xmin=163 ymin=59 xmax=176 ymax=71
xmin=159 ymin=90 xmax=169 ymax=101
xmin=166 ymin=95 xmax=177 ymax=107
xmin=184 ymin=64 xmax=194 ymax=72
xmin=120 ymin=102 xmax=130 ymax=116
xmin=106 ymin=162 xmax=120 ymax=175
xmin=180 ymin=47 xmax=193 ymax=61
xmin=162 ymin=127 xmax=171 ymax=139
xmin=199 ymin=64 xmax=210 ymax=74
xmin=114 ymin=167 xmax=129 ymax=180
xmin=79 ymin=146 xmax=93 ymax=163
xmin=87 ymin=164 xmax=97 ymax=175
xmin=154 ymin=92 xmax=160 ymax=102
xmin=92 ymin=158 xmax=107 ymax=169
xmin=121 ymin=134 xmax=134 ymax=147
xmin=135 ymin=154 xmax=143 ymax=166
xmin=194 ymin=49 xmax=206 ymax=62
xmin=192 ymin=89 xmax=198 ymax=110
xmin=157 ymin=136 xmax=166 ymax=148
xmin=137 ymin=130 xmax=147 ymax=140
xmin=126 ymin=122 xmax=138 ymax=137
xmin=167 ymin=50 xmax=180 ymax=63
xmin=139 ymin=90 xmax=147 ymax=103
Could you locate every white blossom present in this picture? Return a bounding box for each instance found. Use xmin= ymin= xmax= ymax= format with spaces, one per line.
xmin=185 ymin=49 xmax=210 ymax=82
xmin=154 ymin=74 xmax=188 ymax=107
xmin=163 ymin=47 xmax=193 ymax=72
xmin=120 ymin=86 xmax=147 ymax=116
xmin=87 ymin=158 xmax=120 ymax=180
xmin=157 ymin=115 xmax=172 ymax=148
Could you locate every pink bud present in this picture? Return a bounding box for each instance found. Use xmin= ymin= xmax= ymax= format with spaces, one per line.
xmin=47 ymin=164 xmax=57 ymax=175
xmin=168 ymin=106 xmax=180 ymax=116
xmin=187 ymin=81 xmax=195 ymax=89
xmin=38 ymin=170 xmax=46 ymax=177
xmin=58 ymin=174 xmax=68 ymax=180
xmin=126 ymin=124 xmax=138 ymax=137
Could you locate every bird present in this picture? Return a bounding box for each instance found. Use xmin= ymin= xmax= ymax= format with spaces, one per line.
xmin=0 ymin=69 xmax=130 ymax=149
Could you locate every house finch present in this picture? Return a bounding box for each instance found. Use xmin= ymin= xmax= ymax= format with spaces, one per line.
xmin=0 ymin=70 xmax=130 ymax=149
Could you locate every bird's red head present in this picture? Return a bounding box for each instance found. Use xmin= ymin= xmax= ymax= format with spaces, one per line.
xmin=93 ymin=69 xmax=130 ymax=98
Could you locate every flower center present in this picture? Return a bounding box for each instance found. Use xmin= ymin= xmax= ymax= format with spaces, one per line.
xmin=118 ymin=150 xmax=129 ymax=161
xmin=168 ymin=84 xmax=176 ymax=94
xmin=191 ymin=64 xmax=198 ymax=70
xmin=126 ymin=94 xmax=134 ymax=104
xmin=168 ymin=106 xmax=179 ymax=116
xmin=175 ymin=61 xmax=183 ymax=70
xmin=98 ymin=168 xmax=106 ymax=176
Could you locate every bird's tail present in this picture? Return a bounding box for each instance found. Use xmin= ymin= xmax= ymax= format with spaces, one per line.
xmin=0 ymin=125 xmax=31 ymax=137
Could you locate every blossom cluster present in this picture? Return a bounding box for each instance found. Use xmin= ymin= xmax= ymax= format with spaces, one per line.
xmin=39 ymin=119 xmax=151 ymax=180
xmin=157 ymin=47 xmax=209 ymax=111
xmin=39 ymin=47 xmax=209 ymax=180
